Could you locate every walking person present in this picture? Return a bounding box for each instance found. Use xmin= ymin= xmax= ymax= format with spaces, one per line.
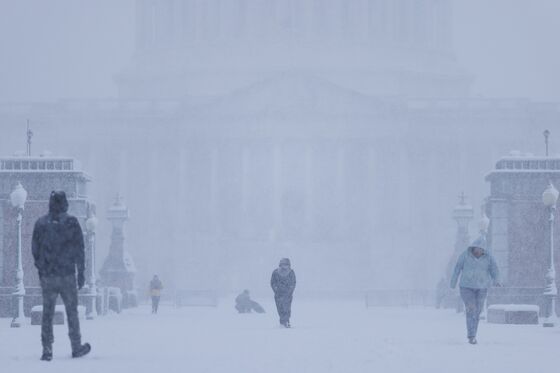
xmin=270 ymin=258 xmax=296 ymax=328
xmin=150 ymin=275 xmax=163 ymax=314
xmin=32 ymin=191 xmax=91 ymax=361
xmin=450 ymin=236 xmax=500 ymax=345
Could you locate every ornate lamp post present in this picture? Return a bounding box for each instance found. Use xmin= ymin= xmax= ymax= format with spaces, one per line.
xmin=479 ymin=210 xmax=490 ymax=238
xmin=85 ymin=208 xmax=98 ymax=320
xmin=542 ymin=182 xmax=559 ymax=327
xmin=478 ymin=207 xmax=490 ymax=320
xmin=10 ymin=182 xmax=27 ymax=328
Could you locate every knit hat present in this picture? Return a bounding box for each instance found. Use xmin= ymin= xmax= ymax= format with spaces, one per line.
xmin=469 ymin=236 xmax=487 ymax=251
xmin=49 ymin=190 xmax=69 ymax=214
xmin=279 ymin=258 xmax=291 ymax=267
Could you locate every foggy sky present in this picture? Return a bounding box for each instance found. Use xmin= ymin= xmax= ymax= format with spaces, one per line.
xmin=0 ymin=0 xmax=559 ymax=103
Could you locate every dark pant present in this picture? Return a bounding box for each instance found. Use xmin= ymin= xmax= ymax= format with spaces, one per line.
xmin=460 ymin=287 xmax=488 ymax=338
xmin=40 ymin=275 xmax=82 ymax=350
xmin=151 ymin=296 xmax=160 ymax=313
xmin=274 ymin=293 xmax=293 ymax=325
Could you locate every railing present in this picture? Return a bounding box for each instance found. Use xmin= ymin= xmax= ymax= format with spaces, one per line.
xmin=365 ymin=289 xmax=435 ymax=308
xmin=175 ymin=290 xmax=219 ymax=307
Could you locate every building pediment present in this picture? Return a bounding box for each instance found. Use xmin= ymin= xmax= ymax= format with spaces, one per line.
xmin=187 ymin=72 xmax=398 ymax=120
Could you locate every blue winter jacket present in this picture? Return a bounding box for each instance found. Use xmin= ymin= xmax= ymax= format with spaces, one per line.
xmin=450 ymin=248 xmax=500 ymax=289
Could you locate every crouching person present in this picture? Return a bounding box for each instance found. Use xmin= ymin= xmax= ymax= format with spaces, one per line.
xmin=235 ymin=290 xmax=265 ymax=314
xmin=235 ymin=290 xmax=253 ymax=313
xmin=32 ymin=191 xmax=91 ymax=361
xmin=450 ymin=237 xmax=500 ymax=345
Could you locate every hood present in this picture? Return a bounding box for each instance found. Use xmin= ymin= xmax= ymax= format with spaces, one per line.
xmin=279 ymin=258 xmax=291 ymax=267
xmin=49 ymin=191 xmax=69 ymax=214
xmin=468 ymin=236 xmax=487 ymax=251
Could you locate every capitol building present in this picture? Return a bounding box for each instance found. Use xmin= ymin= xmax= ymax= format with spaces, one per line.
xmin=0 ymin=0 xmax=558 ymax=295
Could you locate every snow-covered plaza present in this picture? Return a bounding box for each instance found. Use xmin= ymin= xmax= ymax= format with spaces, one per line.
xmin=2 ymin=298 xmax=559 ymax=373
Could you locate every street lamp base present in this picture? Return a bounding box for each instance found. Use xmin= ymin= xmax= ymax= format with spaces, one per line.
xmin=10 ymin=318 xmax=22 ymax=328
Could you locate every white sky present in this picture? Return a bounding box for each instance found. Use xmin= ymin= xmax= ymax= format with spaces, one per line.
xmin=0 ymin=0 xmax=559 ymax=102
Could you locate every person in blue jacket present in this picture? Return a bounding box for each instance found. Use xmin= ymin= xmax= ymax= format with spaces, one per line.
xmin=451 ymin=236 xmax=500 ymax=344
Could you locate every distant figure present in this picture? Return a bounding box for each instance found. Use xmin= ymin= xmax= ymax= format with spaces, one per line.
xmin=450 ymin=237 xmax=500 ymax=345
xmin=235 ymin=289 xmax=265 ymax=314
xmin=32 ymin=191 xmax=91 ymax=361
xmin=270 ymin=258 xmax=296 ymax=328
xmin=150 ymin=275 xmax=163 ymax=314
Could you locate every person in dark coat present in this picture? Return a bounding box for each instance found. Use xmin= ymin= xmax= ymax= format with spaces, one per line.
xmin=235 ymin=289 xmax=265 ymax=314
xmin=150 ymin=275 xmax=163 ymax=314
xmin=32 ymin=191 xmax=91 ymax=361
xmin=270 ymin=258 xmax=296 ymax=328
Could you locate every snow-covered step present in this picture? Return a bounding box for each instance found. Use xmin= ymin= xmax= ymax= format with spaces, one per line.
xmin=30 ymin=305 xmax=87 ymax=325
xmin=487 ymin=304 xmax=540 ymax=325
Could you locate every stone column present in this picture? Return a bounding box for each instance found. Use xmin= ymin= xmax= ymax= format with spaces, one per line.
xmin=210 ymin=144 xmax=219 ymax=235
xmin=489 ymin=200 xmax=510 ymax=283
xmin=304 ymin=145 xmax=314 ymax=237
xmin=272 ymin=143 xmax=283 ymax=240
xmin=240 ymin=145 xmax=250 ymax=236
xmin=135 ymin=0 xmax=147 ymax=49
xmin=335 ymin=145 xmax=347 ymax=236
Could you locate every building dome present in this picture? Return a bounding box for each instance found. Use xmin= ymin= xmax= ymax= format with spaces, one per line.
xmin=116 ymin=0 xmax=471 ymax=99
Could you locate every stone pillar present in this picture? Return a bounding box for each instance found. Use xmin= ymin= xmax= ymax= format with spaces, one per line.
xmin=335 ymin=145 xmax=347 ymax=237
xmin=135 ymin=0 xmax=147 ymax=49
xmin=304 ymin=145 xmax=314 ymax=237
xmin=272 ymin=143 xmax=283 ymax=240
xmin=489 ymin=200 xmax=510 ymax=283
xmin=210 ymin=144 xmax=219 ymax=235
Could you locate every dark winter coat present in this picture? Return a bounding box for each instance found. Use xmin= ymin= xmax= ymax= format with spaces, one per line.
xmin=270 ymin=269 xmax=296 ymax=296
xmin=32 ymin=191 xmax=85 ymax=279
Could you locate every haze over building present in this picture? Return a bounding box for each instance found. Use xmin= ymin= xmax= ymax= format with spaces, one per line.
xmin=0 ymin=1 xmax=558 ymax=296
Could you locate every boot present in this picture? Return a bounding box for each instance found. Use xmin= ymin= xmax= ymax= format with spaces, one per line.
xmin=40 ymin=345 xmax=53 ymax=361
xmin=72 ymin=343 xmax=91 ymax=358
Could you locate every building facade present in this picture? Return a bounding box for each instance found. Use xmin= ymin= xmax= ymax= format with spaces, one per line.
xmin=118 ymin=0 xmax=469 ymax=99
xmin=0 ymin=156 xmax=93 ymax=316
xmin=0 ymin=1 xmax=559 ymax=295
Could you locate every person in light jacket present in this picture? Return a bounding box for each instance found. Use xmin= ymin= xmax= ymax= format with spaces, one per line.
xmin=450 ymin=236 xmax=500 ymax=345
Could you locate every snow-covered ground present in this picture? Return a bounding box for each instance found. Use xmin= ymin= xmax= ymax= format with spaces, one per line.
xmin=2 ymin=298 xmax=559 ymax=372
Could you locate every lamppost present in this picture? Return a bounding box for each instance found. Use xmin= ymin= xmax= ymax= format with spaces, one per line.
xmin=10 ymin=182 xmax=27 ymax=328
xmin=85 ymin=208 xmax=98 ymax=320
xmin=542 ymin=181 xmax=559 ymax=327
xmin=478 ymin=207 xmax=490 ymax=320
